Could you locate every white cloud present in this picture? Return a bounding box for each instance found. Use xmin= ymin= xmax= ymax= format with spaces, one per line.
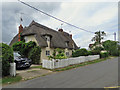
xmin=2 ymin=2 xmax=118 ymax=48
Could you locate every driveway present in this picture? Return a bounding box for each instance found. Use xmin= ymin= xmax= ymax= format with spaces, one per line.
xmin=3 ymin=57 xmax=118 ymax=88
xmin=17 ymin=65 xmax=53 ymax=80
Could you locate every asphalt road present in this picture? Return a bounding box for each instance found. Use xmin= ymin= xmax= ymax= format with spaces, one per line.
xmin=3 ymin=57 xmax=118 ymax=88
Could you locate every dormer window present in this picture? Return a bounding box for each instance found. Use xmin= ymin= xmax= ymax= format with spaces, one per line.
xmin=45 ymin=35 xmax=50 ymax=41
xmin=73 ymin=43 xmax=75 ymax=49
xmin=65 ymin=41 xmax=69 ymax=47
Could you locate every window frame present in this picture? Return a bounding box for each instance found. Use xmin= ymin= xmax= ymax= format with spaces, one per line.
xmin=46 ymin=50 xmax=50 ymax=56
xmin=66 ymin=52 xmax=69 ymax=56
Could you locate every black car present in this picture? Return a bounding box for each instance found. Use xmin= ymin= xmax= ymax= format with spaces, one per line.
xmin=14 ymin=52 xmax=32 ymax=69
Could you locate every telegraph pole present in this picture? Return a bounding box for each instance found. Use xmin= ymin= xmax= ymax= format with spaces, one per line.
xmin=114 ymin=32 xmax=116 ymax=41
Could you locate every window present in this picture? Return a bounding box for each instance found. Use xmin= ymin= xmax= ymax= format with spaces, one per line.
xmin=46 ymin=50 xmax=50 ymax=56
xmin=65 ymin=41 xmax=69 ymax=47
xmin=45 ymin=36 xmax=50 ymax=41
xmin=24 ymin=37 xmax=28 ymax=42
xmin=66 ymin=52 xmax=69 ymax=56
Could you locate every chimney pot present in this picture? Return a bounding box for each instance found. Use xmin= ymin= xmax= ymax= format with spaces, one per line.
xmin=58 ymin=28 xmax=63 ymax=32
xmin=70 ymin=34 xmax=72 ymax=38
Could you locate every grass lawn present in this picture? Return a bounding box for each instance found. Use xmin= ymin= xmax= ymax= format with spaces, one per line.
xmin=51 ymin=56 xmax=116 ymax=72
xmin=2 ymin=75 xmax=22 ymax=85
xmin=31 ymin=65 xmax=42 ymax=69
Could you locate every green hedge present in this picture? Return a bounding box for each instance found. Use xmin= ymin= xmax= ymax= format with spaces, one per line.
xmin=100 ymin=52 xmax=109 ymax=58
xmin=1 ymin=43 xmax=14 ymax=76
xmin=72 ymin=48 xmax=88 ymax=57
xmin=28 ymin=46 xmax=41 ymax=64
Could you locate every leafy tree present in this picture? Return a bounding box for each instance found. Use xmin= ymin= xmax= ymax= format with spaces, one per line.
xmin=103 ymin=40 xmax=119 ymax=56
xmin=12 ymin=41 xmax=42 ymax=64
xmin=92 ymin=46 xmax=104 ymax=54
xmin=12 ymin=41 xmax=36 ymax=58
xmin=28 ymin=46 xmax=41 ymax=64
xmin=100 ymin=52 xmax=109 ymax=58
xmin=91 ymin=31 xmax=106 ymax=44
xmin=1 ymin=43 xmax=14 ymax=76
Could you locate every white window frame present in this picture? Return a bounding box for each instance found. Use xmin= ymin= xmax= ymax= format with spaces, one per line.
xmin=66 ymin=52 xmax=69 ymax=56
xmin=46 ymin=50 xmax=50 ymax=56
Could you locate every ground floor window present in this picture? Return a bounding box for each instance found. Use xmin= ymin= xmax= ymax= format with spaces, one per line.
xmin=46 ymin=50 xmax=50 ymax=56
xmin=66 ymin=52 xmax=69 ymax=56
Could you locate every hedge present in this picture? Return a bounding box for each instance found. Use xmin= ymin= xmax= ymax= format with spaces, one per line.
xmin=28 ymin=46 xmax=41 ymax=64
xmin=72 ymin=48 xmax=88 ymax=57
xmin=100 ymin=52 xmax=109 ymax=58
xmin=1 ymin=43 xmax=14 ymax=76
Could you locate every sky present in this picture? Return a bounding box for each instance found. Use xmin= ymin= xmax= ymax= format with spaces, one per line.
xmin=1 ymin=0 xmax=118 ymax=49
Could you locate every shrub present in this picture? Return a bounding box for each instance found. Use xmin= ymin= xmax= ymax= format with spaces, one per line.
xmin=1 ymin=43 xmax=14 ymax=76
xmin=72 ymin=48 xmax=88 ymax=57
xmin=28 ymin=46 xmax=41 ymax=64
xmin=103 ymin=40 xmax=119 ymax=56
xmin=90 ymin=50 xmax=100 ymax=55
xmin=48 ymin=48 xmax=67 ymax=60
xmin=12 ymin=41 xmax=36 ymax=58
xmin=88 ymin=51 xmax=92 ymax=55
xmin=100 ymin=52 xmax=109 ymax=58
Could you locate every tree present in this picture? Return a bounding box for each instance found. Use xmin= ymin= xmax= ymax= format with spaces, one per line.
xmin=28 ymin=46 xmax=41 ymax=64
xmin=12 ymin=41 xmax=42 ymax=64
xmin=1 ymin=43 xmax=14 ymax=76
xmin=91 ymin=31 xmax=106 ymax=44
xmin=103 ymin=40 xmax=119 ymax=56
xmin=12 ymin=41 xmax=36 ymax=58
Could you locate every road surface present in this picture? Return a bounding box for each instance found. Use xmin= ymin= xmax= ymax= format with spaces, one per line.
xmin=3 ymin=57 xmax=118 ymax=88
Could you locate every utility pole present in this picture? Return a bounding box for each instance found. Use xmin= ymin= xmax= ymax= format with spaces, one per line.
xmin=114 ymin=32 xmax=116 ymax=41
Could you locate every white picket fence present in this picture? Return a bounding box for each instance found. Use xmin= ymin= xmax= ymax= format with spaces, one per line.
xmin=42 ymin=55 xmax=99 ymax=69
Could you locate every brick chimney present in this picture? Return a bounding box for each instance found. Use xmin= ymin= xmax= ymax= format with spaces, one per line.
xmin=70 ymin=34 xmax=72 ymax=39
xmin=18 ymin=24 xmax=23 ymax=41
xmin=58 ymin=28 xmax=63 ymax=32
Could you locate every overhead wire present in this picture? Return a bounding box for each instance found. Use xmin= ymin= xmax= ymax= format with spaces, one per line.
xmin=18 ymin=0 xmax=95 ymax=33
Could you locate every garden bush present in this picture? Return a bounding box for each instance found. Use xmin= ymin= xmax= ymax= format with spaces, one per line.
xmin=100 ymin=52 xmax=109 ymax=58
xmin=1 ymin=43 xmax=14 ymax=76
xmin=48 ymin=48 xmax=67 ymax=60
xmin=72 ymin=48 xmax=88 ymax=57
xmin=12 ymin=41 xmax=36 ymax=58
xmin=28 ymin=46 xmax=41 ymax=64
xmin=90 ymin=50 xmax=100 ymax=55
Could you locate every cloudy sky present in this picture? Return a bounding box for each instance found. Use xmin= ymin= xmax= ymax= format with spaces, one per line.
xmin=2 ymin=1 xmax=118 ymax=48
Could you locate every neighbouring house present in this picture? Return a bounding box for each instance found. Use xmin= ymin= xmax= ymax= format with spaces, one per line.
xmin=88 ymin=43 xmax=106 ymax=53
xmin=88 ymin=43 xmax=104 ymax=50
xmin=10 ymin=20 xmax=78 ymax=63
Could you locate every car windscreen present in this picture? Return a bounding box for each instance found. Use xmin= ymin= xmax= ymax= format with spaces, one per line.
xmin=14 ymin=53 xmax=21 ymax=57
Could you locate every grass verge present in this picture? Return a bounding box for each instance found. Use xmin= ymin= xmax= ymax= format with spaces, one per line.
xmin=51 ymin=56 xmax=115 ymax=72
xmin=31 ymin=65 xmax=42 ymax=69
xmin=2 ymin=75 xmax=22 ymax=85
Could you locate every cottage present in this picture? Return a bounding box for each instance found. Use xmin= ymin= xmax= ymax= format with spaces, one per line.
xmin=10 ymin=20 xmax=78 ymax=63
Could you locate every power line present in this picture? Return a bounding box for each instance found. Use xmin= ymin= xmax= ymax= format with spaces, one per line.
xmin=18 ymin=0 xmax=95 ymax=33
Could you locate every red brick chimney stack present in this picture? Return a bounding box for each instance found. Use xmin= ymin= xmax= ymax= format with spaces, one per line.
xmin=70 ymin=34 xmax=72 ymax=39
xmin=58 ymin=28 xmax=63 ymax=32
xmin=18 ymin=24 xmax=23 ymax=41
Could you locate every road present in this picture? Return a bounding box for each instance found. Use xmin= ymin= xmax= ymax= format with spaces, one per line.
xmin=3 ymin=57 xmax=118 ymax=88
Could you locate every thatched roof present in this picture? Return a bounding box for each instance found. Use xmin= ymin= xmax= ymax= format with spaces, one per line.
xmin=9 ymin=20 xmax=78 ymax=49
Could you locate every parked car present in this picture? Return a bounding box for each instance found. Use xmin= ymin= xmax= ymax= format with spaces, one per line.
xmin=13 ymin=52 xmax=32 ymax=69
